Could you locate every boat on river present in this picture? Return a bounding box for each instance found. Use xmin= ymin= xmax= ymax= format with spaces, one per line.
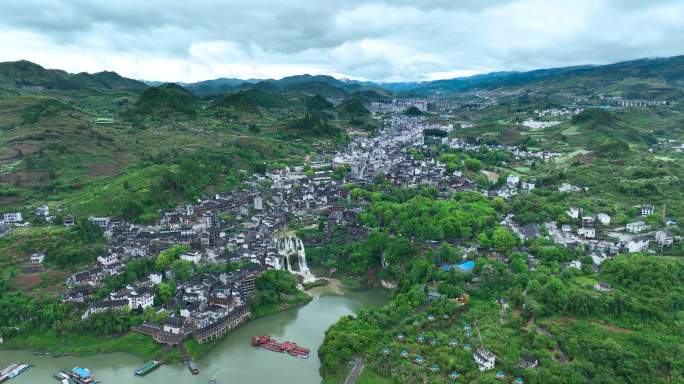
xmin=134 ymin=360 xmax=160 ymax=376
xmin=251 ymin=335 xmax=310 ymax=359
xmin=1 ymin=362 xmax=30 ymax=380
xmin=0 ymin=363 xmax=18 ymax=382
xmin=186 ymin=360 xmax=199 ymax=375
xmin=66 ymin=367 xmax=98 ymax=384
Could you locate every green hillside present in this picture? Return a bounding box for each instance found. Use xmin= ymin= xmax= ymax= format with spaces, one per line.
xmin=0 ymin=60 xmax=147 ymax=93
xmin=125 ymin=83 xmax=198 ymax=120
xmin=0 ymin=61 xmax=351 ymax=221
xmin=213 ymin=88 xmax=290 ymax=114
xmin=339 ymin=97 xmax=369 ymax=115
xmin=395 ymin=55 xmax=684 ymax=99
xmin=306 ymin=94 xmax=334 ymax=111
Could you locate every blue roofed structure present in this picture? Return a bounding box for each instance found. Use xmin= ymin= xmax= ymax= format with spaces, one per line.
xmin=440 ymin=260 xmax=475 ymax=273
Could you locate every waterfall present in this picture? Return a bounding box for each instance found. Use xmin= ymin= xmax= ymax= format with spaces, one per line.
xmin=276 ymin=235 xmax=315 ymax=283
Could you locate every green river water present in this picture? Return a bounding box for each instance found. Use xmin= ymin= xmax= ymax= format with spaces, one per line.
xmin=0 ymin=284 xmax=387 ymax=384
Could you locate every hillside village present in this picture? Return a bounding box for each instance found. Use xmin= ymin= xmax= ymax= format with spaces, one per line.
xmin=1 ymin=98 xmax=680 ymax=371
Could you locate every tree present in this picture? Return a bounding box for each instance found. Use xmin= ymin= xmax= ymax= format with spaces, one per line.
xmin=492 ymin=227 xmax=517 ymax=253
xmin=155 ymin=244 xmax=189 ymax=270
xmin=154 ymin=281 xmax=177 ymax=306
xmin=171 ymin=259 xmax=193 ymax=281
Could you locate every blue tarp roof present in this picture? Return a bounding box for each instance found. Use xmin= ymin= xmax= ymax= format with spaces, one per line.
xmin=440 ymin=260 xmax=475 ymax=272
xmin=72 ymin=367 xmax=91 ymax=378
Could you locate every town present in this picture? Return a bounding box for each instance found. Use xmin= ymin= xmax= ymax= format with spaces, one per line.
xmin=1 ymin=96 xmax=680 ymax=382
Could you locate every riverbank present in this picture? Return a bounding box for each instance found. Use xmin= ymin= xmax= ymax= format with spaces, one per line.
xmin=0 ymin=287 xmax=389 ymax=384
xmin=0 ymin=330 xmax=163 ymax=361
xmin=251 ymin=290 xmax=313 ymax=319
xmin=0 ymin=291 xmax=313 ymax=363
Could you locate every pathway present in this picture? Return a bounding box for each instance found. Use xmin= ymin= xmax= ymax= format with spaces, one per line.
xmin=344 ymin=358 xmax=365 ymax=384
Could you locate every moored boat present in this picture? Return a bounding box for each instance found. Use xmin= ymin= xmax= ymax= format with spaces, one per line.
xmin=0 ymin=363 xmax=19 ymax=382
xmin=68 ymin=367 xmax=97 ymax=384
xmin=251 ymin=335 xmax=310 ymax=358
xmin=7 ymin=363 xmax=30 ymax=378
xmin=186 ymin=361 xmax=199 ymax=375
xmin=134 ymin=360 xmax=160 ymax=376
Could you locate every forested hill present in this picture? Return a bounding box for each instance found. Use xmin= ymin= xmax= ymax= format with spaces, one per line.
xmin=393 ymin=55 xmax=684 ymax=98
xmin=0 ymin=60 xmax=147 ymax=93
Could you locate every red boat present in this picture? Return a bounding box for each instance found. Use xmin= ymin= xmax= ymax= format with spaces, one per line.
xmin=251 ymin=336 xmax=310 ymax=359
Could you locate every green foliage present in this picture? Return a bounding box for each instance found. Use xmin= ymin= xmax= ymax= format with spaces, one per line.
xmin=491 ymin=227 xmax=518 ymax=253
xmin=423 ymin=128 xmax=447 ymax=137
xmin=126 ymin=83 xmax=197 ymax=120
xmin=571 ymin=108 xmax=618 ymax=126
xmin=285 ymin=112 xmax=342 ymax=137
xmin=254 ymin=269 xmax=299 ymax=303
xmin=20 ymin=98 xmax=74 ymax=125
xmin=306 ymin=94 xmax=334 ymax=111
xmin=171 ymin=259 xmax=193 ymax=281
xmin=154 ymin=244 xmax=189 ymax=270
xmin=592 ymin=138 xmax=630 ymax=158
xmin=336 ymin=97 xmax=370 ymax=116
xmin=357 ymin=192 xmax=497 ymax=242
xmin=404 ymin=106 xmax=423 ymax=116
xmin=0 ymin=222 xmax=105 ymax=268
xmin=464 ymin=158 xmax=483 ymax=172
xmin=154 ymin=281 xmax=177 ymax=306
xmin=250 ymin=269 xmax=311 ymax=317
xmin=213 ymin=88 xmax=289 ymax=113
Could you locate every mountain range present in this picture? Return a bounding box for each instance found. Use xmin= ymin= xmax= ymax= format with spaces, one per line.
xmin=2 ymin=54 xmax=683 ymax=101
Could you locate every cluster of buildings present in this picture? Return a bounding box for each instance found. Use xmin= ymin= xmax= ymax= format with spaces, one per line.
xmin=503 ymin=202 xmax=679 ymax=274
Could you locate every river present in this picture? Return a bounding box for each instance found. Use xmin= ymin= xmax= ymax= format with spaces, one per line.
xmin=0 ymin=284 xmax=387 ymax=384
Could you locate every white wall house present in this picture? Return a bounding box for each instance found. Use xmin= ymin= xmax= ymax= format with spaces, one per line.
xmin=3 ymin=212 xmax=22 ymax=223
xmin=473 ymin=348 xmax=496 ymax=371
xmin=626 ymin=221 xmax=650 ymax=233
xmin=88 ymin=216 xmax=110 ymax=229
xmin=181 ymin=251 xmax=202 ymax=264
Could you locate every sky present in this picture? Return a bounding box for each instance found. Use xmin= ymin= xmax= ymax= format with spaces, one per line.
xmin=0 ymin=0 xmax=683 ymax=83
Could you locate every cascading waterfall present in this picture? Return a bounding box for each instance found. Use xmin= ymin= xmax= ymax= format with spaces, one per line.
xmin=276 ymin=236 xmax=315 ymax=283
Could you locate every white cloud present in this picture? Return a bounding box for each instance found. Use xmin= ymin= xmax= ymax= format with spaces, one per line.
xmin=0 ymin=0 xmax=682 ymax=82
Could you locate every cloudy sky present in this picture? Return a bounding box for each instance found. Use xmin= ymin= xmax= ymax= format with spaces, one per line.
xmin=0 ymin=0 xmax=683 ymax=82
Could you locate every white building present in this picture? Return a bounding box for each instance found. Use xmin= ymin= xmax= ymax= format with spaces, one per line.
xmin=641 ymin=204 xmax=655 ymax=217
xmin=3 ymin=212 xmax=22 ymax=223
xmin=253 ymin=196 xmax=263 ymax=211
xmin=597 ymin=213 xmax=611 ymax=226
xmin=149 ymin=272 xmax=163 ymax=285
xmin=181 ymin=251 xmax=202 ymax=264
xmin=128 ymin=289 xmax=155 ymax=309
xmin=626 ymin=221 xmax=650 ymax=233
xmin=627 ymin=239 xmax=650 ymax=253
xmin=566 ymin=207 xmax=580 ymax=219
xmin=163 ymin=317 xmax=185 ymax=334
xmin=655 ymin=231 xmax=674 ymax=247
xmin=30 ymin=251 xmax=45 ymax=264
xmin=88 ymin=216 xmax=110 ymax=229
xmin=35 ymin=205 xmax=49 ymax=217
xmin=473 ymin=348 xmax=496 ymax=371
xmin=577 ymin=227 xmax=596 ymax=239
xmin=97 ymin=254 xmax=118 ymax=266
xmin=506 ymin=175 xmax=520 ymax=186
xmin=82 ymin=299 xmax=129 ymax=320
